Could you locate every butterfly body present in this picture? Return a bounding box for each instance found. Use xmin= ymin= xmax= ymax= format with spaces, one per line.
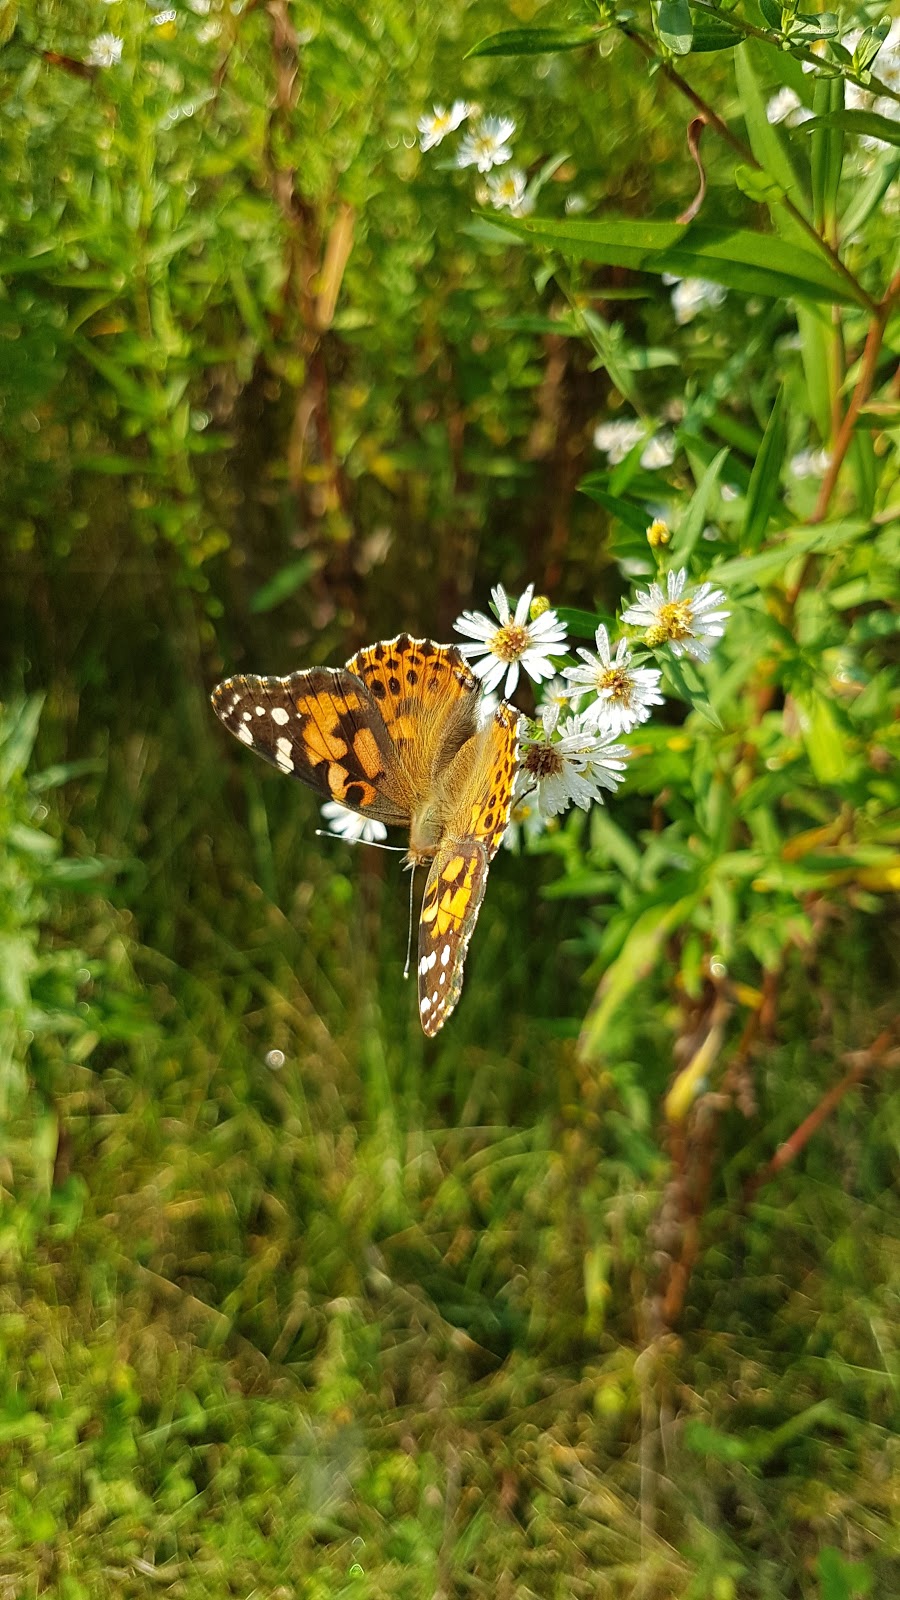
xmin=212 ymin=635 xmax=520 ymax=1035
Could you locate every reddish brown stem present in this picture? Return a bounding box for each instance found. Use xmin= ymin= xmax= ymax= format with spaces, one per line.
xmin=809 ymin=274 xmax=900 ymax=526
xmin=743 ymin=1029 xmax=895 ymax=1204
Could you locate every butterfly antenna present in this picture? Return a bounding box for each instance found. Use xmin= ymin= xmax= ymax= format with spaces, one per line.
xmin=315 ymin=830 xmax=406 ymax=853
xmin=403 ymin=861 xmax=417 ymax=981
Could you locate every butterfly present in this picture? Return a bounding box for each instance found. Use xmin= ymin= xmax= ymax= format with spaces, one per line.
xmin=211 ymin=634 xmax=521 ymax=1036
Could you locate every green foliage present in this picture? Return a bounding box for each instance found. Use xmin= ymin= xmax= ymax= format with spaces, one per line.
xmin=2 ymin=0 xmax=899 ymax=1595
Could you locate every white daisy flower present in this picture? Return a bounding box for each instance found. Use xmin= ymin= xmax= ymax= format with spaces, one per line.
xmin=486 ymin=167 xmax=528 ymax=213
xmin=640 ymin=431 xmax=676 ymax=471
xmin=520 ymin=704 xmax=628 ymax=816
xmin=766 ymin=87 xmax=812 ymax=127
xmin=539 ymin=676 xmax=572 ymax=716
xmin=667 ymin=277 xmax=727 ymax=325
xmin=453 ymin=582 xmax=568 ymax=697
xmin=593 ymin=418 xmax=645 ymax=464
xmin=456 ymin=115 xmax=516 ymax=173
xmin=417 ymin=101 xmax=470 ymax=152
xmin=564 ymin=625 xmax=664 ymax=734
xmin=87 ymin=32 xmax=124 ymax=66
xmin=621 ymin=567 xmax=730 ymax=662
xmin=789 ymin=446 xmax=832 ymax=480
xmin=320 ymin=800 xmax=387 ymax=845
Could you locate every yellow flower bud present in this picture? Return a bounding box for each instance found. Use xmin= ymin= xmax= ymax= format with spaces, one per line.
xmin=644 ymin=623 xmax=668 ymax=648
xmin=647 ymin=519 xmax=670 ymax=548
xmin=530 ymin=594 xmax=552 ymax=620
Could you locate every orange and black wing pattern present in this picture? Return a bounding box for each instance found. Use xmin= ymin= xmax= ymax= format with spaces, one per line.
xmin=211 ymin=668 xmax=408 ymax=826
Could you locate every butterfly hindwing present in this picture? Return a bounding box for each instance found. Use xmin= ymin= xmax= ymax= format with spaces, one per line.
xmin=211 ymin=669 xmax=409 ymax=826
xmin=417 ymin=837 xmax=490 ymax=1037
xmin=416 ymin=701 xmax=521 ymax=1036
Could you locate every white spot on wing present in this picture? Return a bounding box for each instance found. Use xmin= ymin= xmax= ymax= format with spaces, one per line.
xmin=237 ymin=725 xmax=253 ymax=745
xmin=255 ymin=706 xmax=265 ymax=716
xmin=440 ymin=945 xmax=451 ymax=966
xmin=271 ymin=707 xmax=289 ymax=725
xmin=420 ymin=996 xmax=431 ymax=1013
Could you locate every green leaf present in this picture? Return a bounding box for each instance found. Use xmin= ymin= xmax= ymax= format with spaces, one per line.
xmin=578 ymin=897 xmax=696 ymax=1058
xmin=711 ymin=519 xmax=869 ymax=588
xmin=556 ymin=607 xmax=611 ymax=640
xmin=841 ymin=150 xmax=900 ymax=233
xmin=734 ymin=39 xmax=809 ymax=226
xmin=743 ymin=386 xmax=787 ymax=549
xmin=795 ymin=302 xmax=833 ymax=443
xmin=492 ymin=216 xmax=863 ymax=305
xmin=802 ymin=109 xmax=900 ymax=149
xmin=0 ymin=0 xmax=17 ymax=47
xmin=659 ymin=653 xmax=723 ymax=729
xmin=733 ymin=164 xmax=787 ymax=204
xmin=689 ymin=12 xmax=743 ymax=51
xmin=816 ymin=1548 xmax=874 ymax=1600
xmin=249 ymin=557 xmax=319 ymax=614
xmin=0 ymin=696 xmax=43 ymax=785
xmin=851 ymin=20 xmax=891 ymax=80
xmin=578 ymin=308 xmax=641 ymax=407
xmin=793 ymin=688 xmax=852 ymax=784
xmin=658 ymin=0 xmax=693 ymax=56
xmin=670 ymin=446 xmax=729 ymax=565
xmin=466 ymin=25 xmax=602 ymax=57
xmin=577 ymin=481 xmax=652 ymax=534
xmin=811 ymin=75 xmax=844 ymax=235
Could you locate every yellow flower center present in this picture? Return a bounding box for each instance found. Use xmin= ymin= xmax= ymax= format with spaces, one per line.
xmin=650 ymin=600 xmax=694 ymax=644
xmin=490 ymin=621 xmax=530 ymax=662
xmin=598 ymin=666 xmax=632 ymax=704
xmin=433 ymin=112 xmax=452 ymax=133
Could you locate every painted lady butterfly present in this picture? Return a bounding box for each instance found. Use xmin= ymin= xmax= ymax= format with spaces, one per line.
xmin=211 ymin=634 xmax=520 ymax=1035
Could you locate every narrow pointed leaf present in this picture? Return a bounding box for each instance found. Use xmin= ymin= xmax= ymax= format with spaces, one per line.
xmin=492 ymin=216 xmax=863 ymax=305
xmin=466 ymin=25 xmax=603 ymax=57
xmin=743 ymin=386 xmax=787 ymax=549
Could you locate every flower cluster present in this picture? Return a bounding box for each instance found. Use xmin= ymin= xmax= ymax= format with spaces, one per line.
xmin=417 ymin=100 xmax=530 ymax=216
xmin=321 ymin=569 xmax=729 ymax=852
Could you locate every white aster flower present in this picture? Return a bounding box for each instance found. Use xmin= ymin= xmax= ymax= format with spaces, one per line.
xmin=668 ymin=277 xmax=727 ymax=325
xmin=453 ymin=582 xmax=568 ymax=697
xmin=320 ymin=800 xmax=387 ymax=845
xmin=417 ymin=100 xmax=470 ymax=152
xmin=539 ymin=676 xmax=572 ymax=716
xmin=640 ymin=431 xmax=676 ymax=471
xmin=789 ymin=446 xmax=832 ymax=480
xmin=456 ymin=115 xmax=515 ymax=173
xmin=766 ymin=87 xmax=812 ymax=127
xmin=486 ymin=167 xmax=529 ymax=213
xmin=621 ymin=567 xmax=730 ymax=662
xmin=87 ymin=32 xmax=124 ymax=66
xmin=520 ymin=703 xmax=628 ymax=816
xmin=593 ymin=418 xmax=645 ymax=464
xmin=564 ymin=625 xmax=664 ymax=735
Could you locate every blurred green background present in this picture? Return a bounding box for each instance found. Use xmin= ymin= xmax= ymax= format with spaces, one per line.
xmin=2 ymin=1 xmax=899 ymax=1595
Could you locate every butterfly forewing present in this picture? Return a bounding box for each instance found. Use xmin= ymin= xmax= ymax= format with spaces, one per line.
xmin=211 ymin=669 xmax=409 ymax=826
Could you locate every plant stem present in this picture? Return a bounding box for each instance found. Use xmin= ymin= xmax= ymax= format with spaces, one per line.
xmin=808 ymin=269 xmax=900 ymax=523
